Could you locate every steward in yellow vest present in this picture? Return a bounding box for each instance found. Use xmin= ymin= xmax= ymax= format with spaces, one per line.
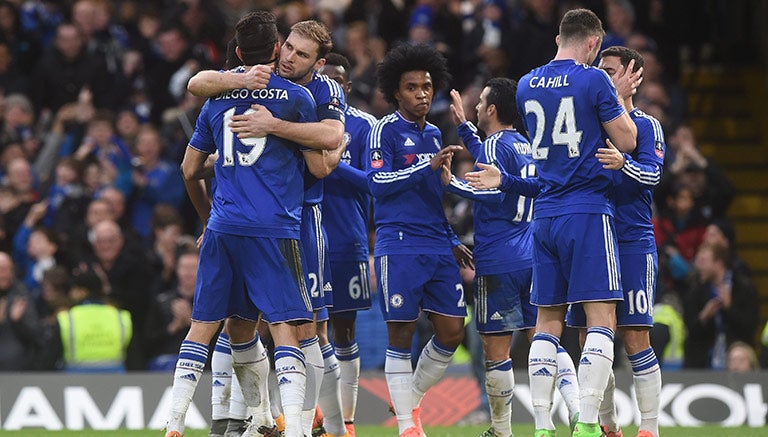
xmin=57 ymin=268 xmax=132 ymax=372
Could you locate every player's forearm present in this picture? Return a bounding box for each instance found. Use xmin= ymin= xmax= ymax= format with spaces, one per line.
xmin=498 ymin=173 xmax=543 ymax=197
xmin=187 ymin=71 xmax=245 ymax=98
xmin=621 ymin=157 xmax=662 ymax=186
xmin=270 ymin=119 xmax=343 ymax=150
xmin=457 ymin=122 xmax=484 ymax=158
xmin=333 ymin=162 xmax=370 ymax=192
xmin=368 ymin=161 xmax=433 ymax=197
xmin=446 ymin=176 xmax=505 ymax=203
xmin=606 ymin=113 xmax=637 ymax=153
xmin=184 ymin=178 xmax=211 ymax=223
xmin=305 ymin=149 xmax=341 ymax=179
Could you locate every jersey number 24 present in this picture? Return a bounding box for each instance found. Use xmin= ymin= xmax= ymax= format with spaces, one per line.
xmin=524 ymin=97 xmax=583 ymax=160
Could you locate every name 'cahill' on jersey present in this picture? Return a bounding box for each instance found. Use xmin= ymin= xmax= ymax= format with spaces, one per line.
xmin=516 ymin=59 xmax=626 ymax=218
xmin=189 ymin=71 xmax=318 ymax=239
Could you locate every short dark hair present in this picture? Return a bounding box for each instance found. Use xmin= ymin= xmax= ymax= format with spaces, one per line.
xmin=324 ymin=52 xmax=351 ymax=77
xmin=484 ymin=78 xmax=521 ymax=128
xmin=559 ymin=8 xmax=605 ymax=44
xmin=376 ymin=43 xmax=451 ymax=107
xmin=224 ymin=38 xmax=242 ymax=69
xmin=235 ymin=11 xmax=278 ymax=65
xmin=601 ymin=45 xmax=644 ymax=72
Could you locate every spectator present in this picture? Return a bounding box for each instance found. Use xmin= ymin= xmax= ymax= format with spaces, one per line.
xmin=0 ymin=0 xmax=41 ymax=76
xmin=0 ymin=251 xmax=45 ymax=370
xmin=72 ymin=0 xmax=129 ymax=83
xmin=146 ymin=204 xmax=190 ymax=294
xmin=128 ymin=125 xmax=184 ymax=240
xmin=2 ymin=157 xmax=38 ymax=240
xmin=0 ymin=94 xmax=37 ymax=153
xmin=650 ymin=292 xmax=686 ymax=370
xmin=52 ymin=265 xmax=132 ymax=372
xmin=0 ymin=40 xmax=29 ymax=96
xmin=601 ymin=0 xmax=635 ymax=50
xmin=66 ymin=197 xmax=113 ymax=261
xmin=144 ymin=249 xmax=198 ymax=371
xmin=87 ymin=219 xmax=151 ymax=369
xmin=38 ymin=265 xmax=71 ymax=323
xmin=144 ymin=24 xmax=195 ymax=125
xmin=12 ymin=201 xmax=61 ymax=296
xmin=682 ymin=243 xmax=759 ymax=369
xmin=660 ymin=124 xmax=734 ymax=220
xmin=42 ymin=157 xmax=89 ymax=232
xmin=30 ymin=22 xmax=111 ymax=113
xmin=726 ymin=341 xmax=758 ymax=373
xmin=73 ymin=109 xmax=134 ymax=197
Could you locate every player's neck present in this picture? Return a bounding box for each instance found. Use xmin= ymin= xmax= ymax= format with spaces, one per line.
xmin=398 ymin=110 xmax=426 ymax=129
xmin=554 ymin=46 xmax=590 ymax=64
xmin=484 ymin=120 xmax=510 ymax=136
xmin=296 ymin=71 xmax=315 ymax=86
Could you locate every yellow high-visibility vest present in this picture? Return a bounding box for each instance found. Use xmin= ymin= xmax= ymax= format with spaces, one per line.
xmin=57 ymin=303 xmax=132 ymax=371
xmin=653 ymin=303 xmax=685 ymax=369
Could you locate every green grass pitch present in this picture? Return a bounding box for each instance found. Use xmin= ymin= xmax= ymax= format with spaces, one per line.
xmin=2 ymin=425 xmax=766 ymax=436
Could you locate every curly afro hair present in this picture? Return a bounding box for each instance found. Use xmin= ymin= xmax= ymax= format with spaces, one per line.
xmin=376 ymin=43 xmax=452 ymax=107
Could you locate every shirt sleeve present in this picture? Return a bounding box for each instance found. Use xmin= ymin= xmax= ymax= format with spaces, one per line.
xmin=621 ymin=114 xmax=665 ymax=186
xmin=188 ymin=101 xmax=215 ymax=154
xmin=367 ymin=123 xmax=434 ymax=197
xmin=314 ymin=78 xmax=346 ymax=123
xmin=456 ymin=121 xmax=484 ymax=158
xmin=445 ymin=175 xmax=505 ymax=203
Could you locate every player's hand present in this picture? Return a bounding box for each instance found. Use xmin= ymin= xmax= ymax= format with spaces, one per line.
xmin=430 ymin=145 xmax=462 ymax=170
xmin=230 ymin=104 xmax=274 ymax=138
xmin=614 ymin=59 xmax=643 ymax=100
xmin=465 ymin=163 xmax=501 ymax=189
xmin=452 ymin=243 xmax=474 ymax=270
xmin=596 ymin=138 xmax=626 ymax=170
xmin=196 ymin=228 xmax=206 ymax=248
xmin=242 ymin=65 xmax=272 ymax=90
xmin=449 ymin=89 xmax=467 ymax=126
xmin=440 ymin=152 xmax=453 ymax=186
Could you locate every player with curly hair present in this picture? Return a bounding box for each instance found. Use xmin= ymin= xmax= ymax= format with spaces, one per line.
xmin=367 ymin=43 xmax=472 ymax=437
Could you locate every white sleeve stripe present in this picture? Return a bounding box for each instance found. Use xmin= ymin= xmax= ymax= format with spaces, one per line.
xmin=448 ymin=176 xmax=502 ymax=195
xmin=638 ymin=113 xmax=664 ymax=142
xmin=369 ymin=114 xmax=397 ymax=151
xmin=372 ymin=160 xmax=430 ymax=183
xmin=622 ymin=162 xmax=661 ymax=184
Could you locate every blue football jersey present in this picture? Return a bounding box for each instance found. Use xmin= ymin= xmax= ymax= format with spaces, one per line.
xmin=188 ymin=72 xmax=317 ymax=238
xmin=446 ymin=122 xmax=535 ymax=275
xmin=367 ymin=112 xmax=459 ymax=256
xmin=614 ymin=108 xmax=665 ymax=254
xmin=302 ymin=72 xmax=346 ymax=206
xmin=516 ymin=59 xmax=626 ymax=218
xmin=323 ymin=104 xmax=376 ymax=262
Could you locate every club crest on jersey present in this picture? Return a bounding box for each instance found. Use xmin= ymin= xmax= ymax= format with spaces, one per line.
xmin=404 ymin=137 xmax=415 ymax=147
xmin=655 ymin=141 xmax=664 ymax=159
xmin=343 ymin=132 xmax=352 ymax=147
xmin=370 ymin=150 xmax=383 ymax=168
xmin=390 ymin=293 xmax=404 ymax=308
xmin=433 ymin=137 xmax=441 ymax=150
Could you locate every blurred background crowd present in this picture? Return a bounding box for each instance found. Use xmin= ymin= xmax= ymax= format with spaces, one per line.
xmin=0 ymin=0 xmax=766 ymax=380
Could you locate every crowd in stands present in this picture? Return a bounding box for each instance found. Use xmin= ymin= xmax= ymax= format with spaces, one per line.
xmin=0 ymin=0 xmax=764 ymax=373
